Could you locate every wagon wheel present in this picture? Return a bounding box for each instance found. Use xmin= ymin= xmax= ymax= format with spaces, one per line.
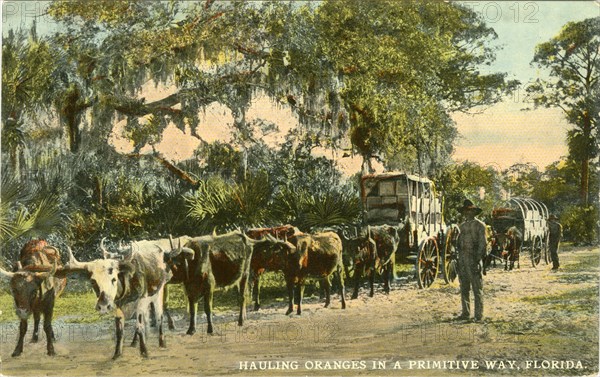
xmin=417 ymin=237 xmax=439 ymax=289
xmin=443 ymin=225 xmax=460 ymax=283
xmin=530 ymin=236 xmax=543 ymax=267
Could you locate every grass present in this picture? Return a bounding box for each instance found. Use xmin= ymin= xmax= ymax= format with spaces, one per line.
xmin=521 ymin=286 xmax=599 ymax=314
xmin=0 ymin=271 xmax=321 ymax=324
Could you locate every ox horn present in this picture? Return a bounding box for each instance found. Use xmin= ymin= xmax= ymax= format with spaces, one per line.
xmin=265 ymin=233 xmax=278 ymax=243
xmin=0 ymin=266 xmax=15 ymax=282
xmin=16 ymin=261 xmax=23 ymax=271
xmin=34 ymin=260 xmax=57 ymax=279
xmin=66 ymin=246 xmax=89 ymax=270
xmin=123 ymin=243 xmax=134 ymax=261
xmin=169 ymin=234 xmax=175 ymax=250
xmin=100 ymin=237 xmax=110 ymax=259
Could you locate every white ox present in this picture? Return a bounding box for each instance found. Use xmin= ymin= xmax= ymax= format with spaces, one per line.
xmin=65 ymin=239 xmax=175 ymax=359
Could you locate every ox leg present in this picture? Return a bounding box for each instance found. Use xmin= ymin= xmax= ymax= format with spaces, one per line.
xmin=131 ymin=325 xmax=139 ymax=347
xmin=113 ymin=309 xmax=125 ymax=360
xmin=154 ymin=290 xmax=166 ymax=348
xmin=164 ymin=285 xmax=175 ymax=331
xmin=337 ymin=265 xmax=346 ymax=310
xmin=297 ymin=284 xmax=305 ymax=315
xmin=149 ymin=302 xmax=157 ymax=328
xmin=31 ymin=311 xmax=40 ymax=343
xmin=352 ymin=264 xmax=362 ymax=299
xmin=164 ymin=307 xmax=175 ymax=332
xmin=43 ymin=304 xmax=56 ymax=356
xmin=323 ymin=277 xmax=331 ymax=308
xmin=285 ymin=279 xmax=294 ymax=315
xmin=204 ymin=289 xmax=214 ymax=335
xmin=12 ymin=319 xmax=27 ymax=357
xmin=187 ymin=294 xmax=198 ymax=335
xmin=238 ymin=275 xmax=248 ymax=327
xmin=368 ymin=270 xmax=375 ymax=297
xmin=383 ymin=265 xmax=391 ymax=294
xmin=136 ymin=312 xmax=149 ymax=358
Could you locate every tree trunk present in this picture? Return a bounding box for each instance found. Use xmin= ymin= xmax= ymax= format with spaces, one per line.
xmin=580 ymin=112 xmax=592 ymax=206
xmin=66 ymin=114 xmax=81 ymax=153
xmin=580 ymin=158 xmax=589 ymax=206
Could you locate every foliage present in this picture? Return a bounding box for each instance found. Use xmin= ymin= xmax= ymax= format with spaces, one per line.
xmin=272 ymin=184 xmax=361 ymax=232
xmin=186 ymin=172 xmax=273 ymax=233
xmin=527 ymin=17 xmax=600 ymax=205
xmin=502 ymin=162 xmax=543 ymax=198
xmin=561 ymin=205 xmax=598 ymax=245
xmin=1 ymin=1 xmax=585 ymax=260
xmin=437 ymin=162 xmax=502 ymax=224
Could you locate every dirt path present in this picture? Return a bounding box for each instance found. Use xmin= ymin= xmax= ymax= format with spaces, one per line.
xmin=1 ymin=246 xmax=598 ymax=377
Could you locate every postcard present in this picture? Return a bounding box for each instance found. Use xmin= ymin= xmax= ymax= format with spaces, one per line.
xmin=1 ymin=1 xmax=598 ymax=376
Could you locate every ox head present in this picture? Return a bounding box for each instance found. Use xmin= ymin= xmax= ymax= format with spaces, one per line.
xmin=163 ymin=235 xmax=195 ymax=282
xmin=65 ymin=247 xmax=134 ymax=314
xmin=0 ymin=262 xmax=57 ymax=319
xmin=254 ymin=234 xmax=297 ymax=270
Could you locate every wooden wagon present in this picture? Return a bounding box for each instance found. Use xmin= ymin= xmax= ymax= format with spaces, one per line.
xmin=360 ymin=172 xmax=452 ymax=288
xmin=490 ymin=197 xmax=550 ymax=267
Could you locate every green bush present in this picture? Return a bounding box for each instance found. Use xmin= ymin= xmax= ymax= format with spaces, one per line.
xmin=561 ymin=205 xmax=598 ymax=245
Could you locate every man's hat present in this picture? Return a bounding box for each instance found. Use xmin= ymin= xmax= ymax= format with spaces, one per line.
xmin=548 ymin=214 xmax=559 ymax=221
xmin=459 ymin=199 xmax=482 ymax=215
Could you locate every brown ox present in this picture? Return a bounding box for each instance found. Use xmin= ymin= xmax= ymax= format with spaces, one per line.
xmin=500 ymin=226 xmax=523 ymax=270
xmin=166 ymin=231 xmax=295 ymax=334
xmin=0 ymin=240 xmax=66 ymax=357
xmin=350 ymin=225 xmax=399 ymax=297
xmin=285 ymin=231 xmax=346 ymax=315
xmin=245 ymin=225 xmax=299 ymax=311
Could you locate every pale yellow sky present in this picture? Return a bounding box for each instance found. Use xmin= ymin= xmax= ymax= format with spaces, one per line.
xmin=452 ymin=100 xmax=569 ymax=170
xmin=111 ymin=81 xmax=569 ymax=174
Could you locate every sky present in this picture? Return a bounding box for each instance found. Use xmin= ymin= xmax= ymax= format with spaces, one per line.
xmin=2 ymin=1 xmax=599 ymax=173
xmin=451 ymin=1 xmax=600 ymax=170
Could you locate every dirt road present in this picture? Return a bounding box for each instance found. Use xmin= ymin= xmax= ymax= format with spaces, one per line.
xmin=1 ymin=245 xmax=598 ymax=376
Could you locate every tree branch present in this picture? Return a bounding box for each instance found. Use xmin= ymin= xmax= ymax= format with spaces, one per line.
xmin=128 ymin=152 xmax=199 ymax=187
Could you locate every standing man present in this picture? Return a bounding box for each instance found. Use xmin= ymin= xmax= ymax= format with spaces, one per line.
xmin=456 ymin=199 xmax=487 ymax=322
xmin=548 ymin=214 xmax=563 ymax=270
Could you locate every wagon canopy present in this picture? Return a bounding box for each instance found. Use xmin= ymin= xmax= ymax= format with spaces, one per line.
xmin=360 ymin=172 xmax=444 ymax=236
xmin=491 ymin=197 xmax=549 ymax=240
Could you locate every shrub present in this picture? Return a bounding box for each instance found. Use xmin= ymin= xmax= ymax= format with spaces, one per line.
xmin=561 ymin=205 xmax=598 ymax=245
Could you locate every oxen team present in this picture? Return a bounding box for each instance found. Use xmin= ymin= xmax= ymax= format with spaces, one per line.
xmin=0 ymin=220 xmax=530 ymax=360
xmin=0 ymin=224 xmax=399 ymax=360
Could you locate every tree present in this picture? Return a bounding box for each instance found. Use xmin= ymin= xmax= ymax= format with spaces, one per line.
xmin=2 ymin=25 xmax=58 ymax=172
xmin=280 ymin=1 xmax=517 ymax=175
xmin=502 ymin=162 xmax=543 ymax=198
xmin=527 ymin=17 xmax=600 ymax=205
xmin=438 ymin=162 xmax=502 ymax=223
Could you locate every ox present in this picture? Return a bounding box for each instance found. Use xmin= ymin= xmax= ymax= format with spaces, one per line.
xmin=65 ymin=242 xmax=171 ymax=359
xmin=355 ymin=225 xmax=399 ymax=296
xmin=285 ymin=231 xmax=346 ymax=315
xmin=104 ymin=237 xmax=193 ymax=343
xmin=338 ymin=227 xmax=380 ymax=299
xmin=495 ymin=226 xmax=522 ymax=270
xmin=245 ymin=225 xmax=299 ymax=311
xmin=0 ymin=240 xmax=66 ymax=357
xmin=166 ymin=231 xmax=293 ymax=335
